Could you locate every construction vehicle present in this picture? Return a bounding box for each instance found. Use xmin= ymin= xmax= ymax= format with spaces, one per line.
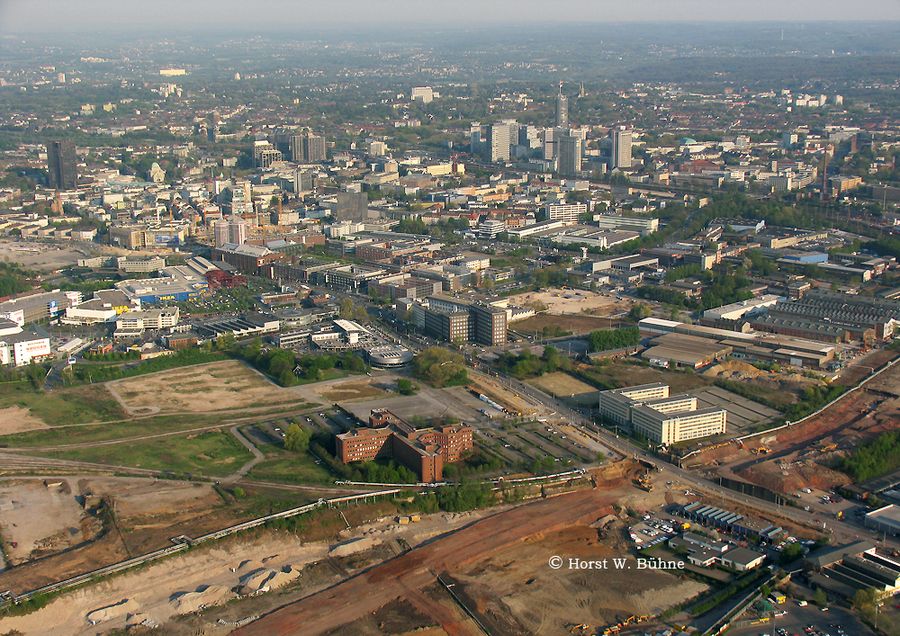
xmin=750 ymin=446 xmax=772 ymax=455
xmin=635 ymin=471 xmax=653 ymax=492
xmin=819 ymin=442 xmax=837 ymax=453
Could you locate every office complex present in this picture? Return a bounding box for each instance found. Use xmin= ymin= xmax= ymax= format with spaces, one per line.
xmin=546 ymin=203 xmax=587 ymax=223
xmin=610 ymin=127 xmax=633 ymax=169
xmin=46 ymin=140 xmax=78 ymax=190
xmin=335 ymin=409 xmax=473 ymax=482
xmin=557 ymin=134 xmax=582 ymax=177
xmin=419 ymin=297 xmax=507 ymax=346
xmin=599 ymin=383 xmax=727 ymax=445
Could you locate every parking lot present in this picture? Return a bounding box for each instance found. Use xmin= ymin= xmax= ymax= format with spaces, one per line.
xmin=692 ymin=385 xmax=782 ymax=434
xmin=477 ymin=420 xmax=598 ymax=469
xmin=727 ymin=601 xmax=874 ymax=636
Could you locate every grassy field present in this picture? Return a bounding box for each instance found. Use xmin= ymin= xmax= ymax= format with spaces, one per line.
xmin=527 ymin=372 xmax=598 ymax=406
xmin=513 ymin=313 xmax=619 ymax=336
xmin=247 ymin=456 xmax=334 ymax=484
xmin=576 ymin=360 xmax=712 ymax=392
xmin=40 ymin=430 xmax=253 ymax=477
xmin=0 ymin=414 xmax=225 ymax=448
xmin=0 ymin=380 xmax=125 ymax=426
xmin=244 ymin=426 xmax=335 ymax=484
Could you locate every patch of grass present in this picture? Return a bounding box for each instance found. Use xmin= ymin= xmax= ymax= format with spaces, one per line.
xmin=39 ymin=430 xmax=253 ymax=477
xmin=0 ymin=381 xmax=125 ymax=426
xmin=245 ymin=427 xmax=336 ymax=484
xmin=0 ymin=414 xmax=222 ymax=448
xmin=248 ymin=455 xmax=335 ymax=484
xmin=576 ymin=360 xmax=711 ymax=393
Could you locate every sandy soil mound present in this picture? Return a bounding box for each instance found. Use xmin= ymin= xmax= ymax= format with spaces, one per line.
xmin=86 ymin=597 xmax=138 ymax=625
xmin=171 ymin=585 xmax=234 ymax=614
xmin=237 ymin=566 xmax=301 ymax=596
xmin=329 ymin=536 xmax=378 ymax=558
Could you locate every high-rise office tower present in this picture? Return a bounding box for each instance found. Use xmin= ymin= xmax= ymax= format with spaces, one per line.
xmin=288 ymin=131 xmax=327 ymax=163
xmin=542 ymin=128 xmax=557 ymax=161
xmin=488 ymin=124 xmax=511 ymax=162
xmin=294 ymin=168 xmax=315 ymax=194
xmin=557 ymin=134 xmax=582 ymax=178
xmin=335 ymin=191 xmax=368 ymax=221
xmin=611 ymin=127 xmax=633 ymax=170
xmin=469 ymin=122 xmax=483 ymax=155
xmin=46 ymin=140 xmax=78 ymax=190
xmin=305 ymin=133 xmax=326 ymax=162
xmin=556 ymin=83 xmax=569 ymax=129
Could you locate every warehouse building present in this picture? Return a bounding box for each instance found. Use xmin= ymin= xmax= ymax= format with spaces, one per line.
xmin=641 ymin=333 xmax=732 ymax=369
xmin=750 ymin=291 xmax=900 ymax=344
xmin=864 ymin=505 xmax=900 ymax=537
xmin=702 ymin=295 xmax=781 ymax=321
xmin=639 ymin=317 xmax=837 ymax=369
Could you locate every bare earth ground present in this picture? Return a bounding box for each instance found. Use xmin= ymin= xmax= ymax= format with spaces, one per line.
xmin=0 ymin=479 xmax=95 ymax=565
xmin=453 ymin=525 xmax=706 ymax=634
xmin=232 ymin=480 xmax=655 ymax=636
xmin=528 ymin=371 xmax=598 ymax=406
xmin=0 ymin=477 xmax=286 ymax=594
xmin=315 ymin=378 xmax=389 ymax=402
xmin=507 ymin=288 xmax=631 ymax=316
xmin=0 ymin=406 xmax=49 ymax=435
xmin=0 ymin=508 xmax=492 ymax=636
xmin=107 ymin=360 xmax=311 ymax=415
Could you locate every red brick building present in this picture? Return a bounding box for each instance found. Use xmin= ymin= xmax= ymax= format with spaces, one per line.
xmin=334 ymin=409 xmax=474 ymax=482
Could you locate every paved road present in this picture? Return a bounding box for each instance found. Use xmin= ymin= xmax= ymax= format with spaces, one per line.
xmin=227 ymin=425 xmax=265 ymax=482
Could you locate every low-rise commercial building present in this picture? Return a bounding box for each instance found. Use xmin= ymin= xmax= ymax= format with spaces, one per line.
xmin=335 ymin=409 xmax=473 ymax=482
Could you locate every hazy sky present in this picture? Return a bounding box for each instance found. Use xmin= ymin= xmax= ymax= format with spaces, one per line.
xmin=2 ymin=0 xmax=899 ymax=32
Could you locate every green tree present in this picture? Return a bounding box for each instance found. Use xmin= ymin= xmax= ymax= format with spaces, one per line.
xmin=813 ymin=587 xmax=828 ymax=607
xmin=412 ymin=347 xmax=468 ymax=387
xmin=396 ymin=378 xmax=418 ymax=395
xmin=284 ymin=422 xmax=312 ymax=453
xmin=628 ymin=303 xmax=651 ymax=321
xmin=779 ymin=542 xmax=804 ymax=564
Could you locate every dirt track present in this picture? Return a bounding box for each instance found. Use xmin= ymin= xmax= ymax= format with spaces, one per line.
xmin=232 ymin=487 xmax=621 ymax=636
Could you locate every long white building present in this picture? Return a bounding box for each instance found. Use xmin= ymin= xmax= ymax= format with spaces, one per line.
xmin=599 ymin=383 xmax=726 ymax=445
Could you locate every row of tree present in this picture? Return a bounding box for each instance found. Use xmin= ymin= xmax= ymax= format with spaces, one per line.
xmin=495 ymin=346 xmax=570 ymax=379
xmin=587 ymin=326 xmax=640 ymax=353
xmin=839 ymin=430 xmax=900 ymax=482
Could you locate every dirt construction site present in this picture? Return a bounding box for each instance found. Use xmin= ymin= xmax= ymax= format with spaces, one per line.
xmin=507 ymin=288 xmax=631 ymax=317
xmin=0 ymin=476 xmax=287 ymax=596
xmin=229 ymin=464 xmax=702 ymax=636
xmin=0 ymin=463 xmax=704 ymax=636
xmin=685 ymin=358 xmax=900 ymax=495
